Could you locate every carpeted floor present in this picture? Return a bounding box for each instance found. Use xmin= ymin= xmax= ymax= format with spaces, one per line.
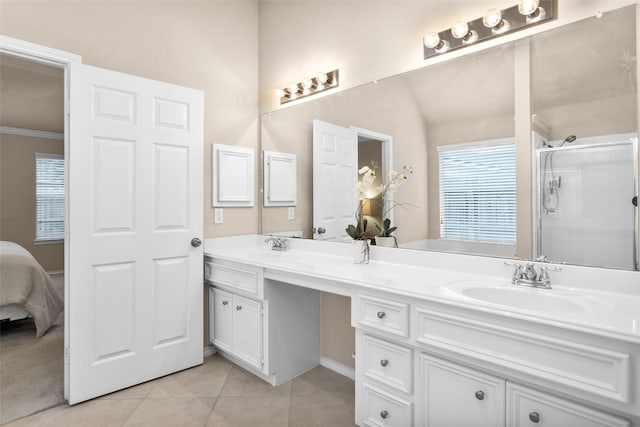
xmin=0 ymin=274 xmax=64 ymax=425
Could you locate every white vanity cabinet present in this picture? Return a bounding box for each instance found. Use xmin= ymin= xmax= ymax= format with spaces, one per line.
xmin=206 ymin=255 xmax=321 ymax=386
xmin=209 ymin=287 xmax=263 ymax=370
xmin=352 ymin=289 xmax=635 ymax=427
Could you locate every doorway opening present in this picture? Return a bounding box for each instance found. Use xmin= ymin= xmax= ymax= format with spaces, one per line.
xmin=0 ymin=52 xmax=66 ymax=423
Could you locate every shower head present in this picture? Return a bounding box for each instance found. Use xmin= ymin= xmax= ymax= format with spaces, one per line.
xmin=558 ymin=135 xmax=577 ymax=147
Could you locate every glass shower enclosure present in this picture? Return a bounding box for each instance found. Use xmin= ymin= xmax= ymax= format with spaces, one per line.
xmin=534 ymin=133 xmax=638 ymax=270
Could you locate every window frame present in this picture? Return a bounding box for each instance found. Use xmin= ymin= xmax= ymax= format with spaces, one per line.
xmin=438 ymin=137 xmax=516 ymax=244
xmin=34 ymin=152 xmax=65 ymax=244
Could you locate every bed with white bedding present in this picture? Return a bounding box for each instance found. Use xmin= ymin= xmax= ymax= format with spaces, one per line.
xmin=0 ymin=241 xmax=63 ymax=337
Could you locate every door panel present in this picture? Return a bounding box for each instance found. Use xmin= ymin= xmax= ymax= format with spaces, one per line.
xmin=68 ymin=63 xmax=203 ymax=404
xmin=420 ymin=354 xmax=505 ymax=427
xmin=232 ymin=294 xmax=262 ymax=370
xmin=211 ymin=288 xmax=232 ymax=353
xmin=153 ymin=143 xmax=189 ymax=230
xmin=153 ymin=257 xmax=189 ymax=346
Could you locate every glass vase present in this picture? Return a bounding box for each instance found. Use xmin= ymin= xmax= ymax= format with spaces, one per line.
xmin=352 ymin=239 xmax=370 ymax=264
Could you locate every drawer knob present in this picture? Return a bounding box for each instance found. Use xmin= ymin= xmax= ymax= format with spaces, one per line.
xmin=380 ymin=410 xmax=389 ymax=419
xmin=380 ymin=359 xmax=389 ymax=367
xmin=377 ymin=311 xmax=386 ymax=319
xmin=475 ymin=390 xmax=484 ymax=400
xmin=236 ymin=306 xmax=242 ymax=311
xmin=222 ymin=300 xmax=228 ymax=306
xmin=529 ymin=412 xmax=540 ymax=423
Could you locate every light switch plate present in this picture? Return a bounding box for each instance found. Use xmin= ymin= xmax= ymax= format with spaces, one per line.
xmin=288 ymin=207 xmax=295 ymax=220
xmin=214 ymin=208 xmax=224 ymax=224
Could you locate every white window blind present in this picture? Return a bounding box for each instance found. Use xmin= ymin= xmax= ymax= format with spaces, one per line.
xmin=35 ymin=153 xmax=64 ymax=241
xmin=439 ymin=140 xmax=516 ymax=243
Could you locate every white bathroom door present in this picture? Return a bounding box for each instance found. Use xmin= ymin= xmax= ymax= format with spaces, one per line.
xmin=312 ymin=120 xmax=358 ymax=241
xmin=66 ymin=63 xmax=204 ymax=404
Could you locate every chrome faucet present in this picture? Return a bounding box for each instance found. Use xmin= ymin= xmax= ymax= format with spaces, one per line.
xmin=265 ymin=236 xmax=287 ymax=251
xmin=504 ymin=261 xmax=561 ymax=289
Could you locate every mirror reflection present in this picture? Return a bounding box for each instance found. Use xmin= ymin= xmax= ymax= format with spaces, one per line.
xmin=260 ymin=5 xmax=638 ymax=271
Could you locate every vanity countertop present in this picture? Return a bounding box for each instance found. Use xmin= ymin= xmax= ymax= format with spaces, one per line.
xmin=204 ymin=235 xmax=640 ymax=344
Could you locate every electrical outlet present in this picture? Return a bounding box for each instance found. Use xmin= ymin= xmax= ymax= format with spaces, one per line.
xmin=288 ymin=207 xmax=295 ymax=220
xmin=214 ymin=208 xmax=224 ymax=224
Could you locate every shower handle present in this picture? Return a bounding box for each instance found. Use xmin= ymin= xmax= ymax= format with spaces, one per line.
xmin=633 ymin=196 xmax=637 ymax=207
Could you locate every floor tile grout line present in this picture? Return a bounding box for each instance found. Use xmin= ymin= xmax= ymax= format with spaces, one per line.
xmin=118 ymin=397 xmax=145 ymax=427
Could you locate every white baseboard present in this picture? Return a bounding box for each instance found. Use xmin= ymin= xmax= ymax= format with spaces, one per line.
xmin=203 ymin=345 xmax=217 ymax=358
xmin=320 ymin=357 xmax=355 ymax=381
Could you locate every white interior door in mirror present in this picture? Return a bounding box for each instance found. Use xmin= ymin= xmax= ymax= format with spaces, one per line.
xmin=213 ymin=144 xmax=254 ymax=207
xmin=264 ymin=151 xmax=296 ymax=206
xmin=312 ymin=120 xmax=357 ymax=241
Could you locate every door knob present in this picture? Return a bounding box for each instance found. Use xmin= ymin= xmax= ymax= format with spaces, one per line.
xmin=317 ymin=227 xmax=326 ymax=234
xmin=529 ymin=412 xmax=540 ymax=423
xmin=191 ymin=238 xmax=202 ymax=247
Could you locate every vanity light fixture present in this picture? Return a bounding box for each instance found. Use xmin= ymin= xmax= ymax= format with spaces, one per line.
xmin=277 ymin=69 xmax=339 ymax=104
xmin=423 ymin=0 xmax=555 ymax=60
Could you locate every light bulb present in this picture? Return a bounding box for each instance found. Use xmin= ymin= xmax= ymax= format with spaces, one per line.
xmin=289 ymin=83 xmax=299 ymax=94
xmin=483 ymin=9 xmax=510 ymax=33
xmin=275 ymin=88 xmax=285 ymax=98
xmin=451 ymin=22 xmax=470 ymax=39
xmin=302 ymin=78 xmax=314 ymax=90
xmin=423 ymin=33 xmax=441 ymax=49
xmin=317 ymin=72 xmax=328 ymax=84
xmin=483 ymin=9 xmax=502 ymax=28
xmin=518 ymin=0 xmax=540 ymax=16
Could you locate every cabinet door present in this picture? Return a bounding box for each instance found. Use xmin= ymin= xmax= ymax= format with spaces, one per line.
xmin=232 ymin=294 xmax=263 ymax=370
xmin=210 ymin=288 xmax=233 ymax=353
xmin=507 ymin=383 xmax=629 ymax=427
xmin=420 ymin=354 xmax=505 ymax=427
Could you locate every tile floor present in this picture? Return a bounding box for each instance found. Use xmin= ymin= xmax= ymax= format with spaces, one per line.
xmin=4 ymin=354 xmax=356 ymax=427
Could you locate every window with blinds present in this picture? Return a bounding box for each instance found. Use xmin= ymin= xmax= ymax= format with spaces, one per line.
xmin=35 ymin=153 xmax=65 ymax=242
xmin=438 ymin=139 xmax=516 ymax=243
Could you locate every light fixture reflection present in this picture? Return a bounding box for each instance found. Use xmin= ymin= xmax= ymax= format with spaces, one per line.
xmin=451 ymin=22 xmax=477 ymax=44
xmin=423 ymin=33 xmax=449 ymax=52
xmin=518 ymin=0 xmax=546 ymax=22
xmin=483 ymin=9 xmax=510 ymax=33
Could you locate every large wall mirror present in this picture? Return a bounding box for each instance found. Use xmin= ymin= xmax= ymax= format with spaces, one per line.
xmin=260 ymin=4 xmax=639 ymax=271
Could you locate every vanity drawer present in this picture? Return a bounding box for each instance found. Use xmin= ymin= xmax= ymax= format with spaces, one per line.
xmin=507 ymin=383 xmax=629 ymax=427
xmin=362 ymin=383 xmax=412 ymax=427
xmin=362 ymin=334 xmax=413 ymax=394
xmin=356 ymin=294 xmax=409 ymax=338
xmin=205 ymin=258 xmax=263 ymax=298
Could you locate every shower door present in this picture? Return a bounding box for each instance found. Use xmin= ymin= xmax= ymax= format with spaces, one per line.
xmin=535 ymin=134 xmax=638 ymax=270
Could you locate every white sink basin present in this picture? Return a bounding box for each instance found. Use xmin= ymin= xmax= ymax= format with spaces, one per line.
xmin=460 ymin=286 xmax=586 ymax=313
xmin=444 ymin=280 xmax=609 ymax=314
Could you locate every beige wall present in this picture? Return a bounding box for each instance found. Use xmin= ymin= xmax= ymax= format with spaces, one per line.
xmin=321 ymin=293 xmax=354 ymax=369
xmin=0 ymin=134 xmax=64 ymax=271
xmin=0 ymin=0 xmax=260 ymax=240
